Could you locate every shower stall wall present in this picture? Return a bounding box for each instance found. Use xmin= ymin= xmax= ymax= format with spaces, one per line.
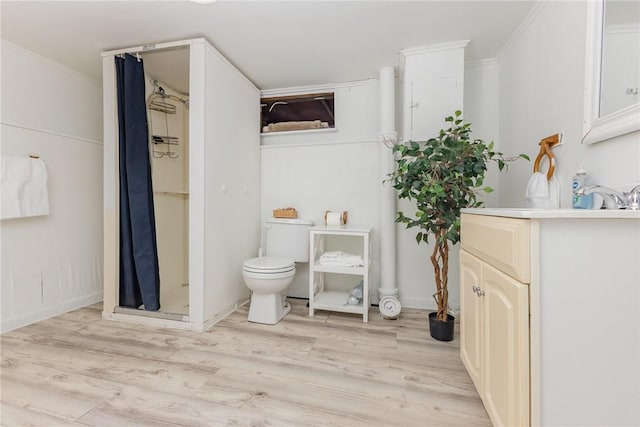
xmin=147 ymin=76 xmax=190 ymax=316
xmin=101 ymin=38 xmax=261 ymax=330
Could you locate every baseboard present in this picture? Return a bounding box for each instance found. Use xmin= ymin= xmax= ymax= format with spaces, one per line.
xmin=1 ymin=292 xmax=103 ymax=333
xmin=285 ymin=288 xmax=308 ymax=299
xmin=202 ymin=297 xmax=250 ymax=331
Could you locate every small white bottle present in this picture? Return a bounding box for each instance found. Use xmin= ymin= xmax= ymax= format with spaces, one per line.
xmin=572 ymin=165 xmax=593 ymax=209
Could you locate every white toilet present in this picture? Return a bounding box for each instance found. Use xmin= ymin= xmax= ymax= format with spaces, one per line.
xmin=242 ymin=218 xmax=313 ymax=324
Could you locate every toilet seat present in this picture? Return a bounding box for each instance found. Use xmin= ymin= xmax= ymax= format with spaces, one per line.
xmin=243 ymin=257 xmax=295 ymax=274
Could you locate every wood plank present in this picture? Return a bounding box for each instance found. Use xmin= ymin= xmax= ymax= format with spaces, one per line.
xmin=1 ymin=375 xmax=103 ymax=421
xmin=2 ymin=343 xmax=215 ymax=396
xmin=77 ymin=384 xmax=306 ymax=427
xmin=0 ymin=298 xmax=490 ymax=426
xmin=0 ymin=401 xmax=85 ymax=426
xmin=195 ymin=367 xmax=435 ymax=427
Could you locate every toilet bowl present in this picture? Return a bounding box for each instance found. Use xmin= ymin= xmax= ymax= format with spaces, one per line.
xmin=242 ymin=217 xmax=313 ymax=324
xmin=242 ymin=256 xmax=295 ymax=324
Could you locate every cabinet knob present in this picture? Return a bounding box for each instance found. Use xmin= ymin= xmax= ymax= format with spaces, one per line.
xmin=472 ymin=285 xmax=485 ymax=297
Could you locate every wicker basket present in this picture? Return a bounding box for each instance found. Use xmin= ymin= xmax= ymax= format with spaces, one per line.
xmin=273 ymin=207 xmax=298 ymax=218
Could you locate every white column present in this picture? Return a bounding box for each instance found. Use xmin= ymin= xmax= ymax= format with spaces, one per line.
xmin=378 ymin=66 xmax=401 ymax=319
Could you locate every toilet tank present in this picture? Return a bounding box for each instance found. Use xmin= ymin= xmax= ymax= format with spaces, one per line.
xmin=265 ymin=218 xmax=314 ymax=262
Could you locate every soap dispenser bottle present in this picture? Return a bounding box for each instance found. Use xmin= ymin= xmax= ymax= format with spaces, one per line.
xmin=572 ymin=165 xmax=593 ymax=209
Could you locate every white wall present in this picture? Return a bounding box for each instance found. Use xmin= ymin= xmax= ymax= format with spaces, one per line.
xmin=464 ymin=60 xmax=500 ymax=208
xmin=202 ymin=41 xmax=261 ymax=323
xmin=496 ymin=2 xmax=640 ymax=208
xmin=396 ymin=45 xmax=466 ymax=311
xmin=261 ymin=81 xmax=381 ymax=300
xmin=1 ymin=41 xmax=103 ymax=332
xmin=261 ymin=47 xmax=469 ymax=313
xmin=145 ymin=77 xmax=189 ymax=313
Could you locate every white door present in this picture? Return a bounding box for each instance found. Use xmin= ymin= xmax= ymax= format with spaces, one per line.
xmin=460 ymin=250 xmax=483 ymax=390
xmin=482 ymin=263 xmax=530 ymax=427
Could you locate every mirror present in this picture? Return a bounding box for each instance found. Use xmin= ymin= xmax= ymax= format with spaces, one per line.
xmin=600 ymin=0 xmax=640 ymax=117
xmin=583 ymin=0 xmax=640 ymax=144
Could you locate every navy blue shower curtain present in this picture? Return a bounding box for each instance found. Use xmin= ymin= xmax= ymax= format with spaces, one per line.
xmin=116 ymin=54 xmax=160 ymax=311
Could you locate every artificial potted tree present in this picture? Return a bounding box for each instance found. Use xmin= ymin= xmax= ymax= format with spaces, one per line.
xmin=388 ymin=111 xmax=527 ymax=341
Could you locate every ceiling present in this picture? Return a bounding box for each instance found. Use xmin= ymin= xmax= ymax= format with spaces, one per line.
xmin=1 ymin=1 xmax=536 ymax=90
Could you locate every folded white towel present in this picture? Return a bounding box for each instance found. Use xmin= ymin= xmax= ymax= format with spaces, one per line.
xmin=525 ymin=172 xmax=550 ymax=208
xmin=319 ymin=251 xmax=363 ymax=267
xmin=1 ymin=156 xmax=50 ymax=220
xmin=319 ymin=251 xmax=342 ymax=259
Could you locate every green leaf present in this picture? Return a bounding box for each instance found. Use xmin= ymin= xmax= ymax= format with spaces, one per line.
xmin=389 ymin=110 xmax=526 ymax=249
xmin=520 ymin=154 xmax=530 ymax=161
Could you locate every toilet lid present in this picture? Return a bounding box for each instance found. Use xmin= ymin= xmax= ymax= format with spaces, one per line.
xmin=243 ymin=257 xmax=295 ymax=274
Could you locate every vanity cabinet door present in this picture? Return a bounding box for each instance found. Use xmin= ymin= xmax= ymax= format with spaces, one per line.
xmin=482 ymin=263 xmax=530 ymax=427
xmin=460 ymin=250 xmax=483 ymax=390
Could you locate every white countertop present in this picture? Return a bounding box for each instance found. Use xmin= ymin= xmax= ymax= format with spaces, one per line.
xmin=461 ymin=207 xmax=640 ymax=219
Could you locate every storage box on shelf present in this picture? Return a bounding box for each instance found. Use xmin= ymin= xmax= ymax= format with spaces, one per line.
xmin=308 ymin=226 xmax=371 ymax=322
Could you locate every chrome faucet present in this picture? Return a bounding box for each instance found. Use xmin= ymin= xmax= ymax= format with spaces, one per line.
xmin=575 ymin=185 xmax=640 ymax=210
xmin=627 ymin=185 xmax=640 ymax=210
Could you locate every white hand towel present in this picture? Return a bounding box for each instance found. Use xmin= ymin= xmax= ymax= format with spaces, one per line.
xmin=525 ymin=172 xmax=550 ymax=208
xmin=547 ymin=175 xmax=560 ymax=208
xmin=1 ymin=156 xmax=50 ymax=220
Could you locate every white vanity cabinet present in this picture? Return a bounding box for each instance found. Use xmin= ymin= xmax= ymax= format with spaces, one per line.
xmin=308 ymin=226 xmax=371 ymax=322
xmin=460 ymin=209 xmax=640 ymax=427
xmin=460 ymin=215 xmax=530 ymax=427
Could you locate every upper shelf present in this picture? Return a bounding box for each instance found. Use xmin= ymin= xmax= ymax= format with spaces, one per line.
xmin=310 ymin=226 xmax=372 ymax=235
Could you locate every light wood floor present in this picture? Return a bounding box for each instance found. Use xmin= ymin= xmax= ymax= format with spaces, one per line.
xmin=1 ymin=299 xmax=490 ymax=426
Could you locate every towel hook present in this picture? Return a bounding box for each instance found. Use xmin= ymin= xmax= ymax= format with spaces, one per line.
xmin=533 ymin=133 xmax=561 ymax=180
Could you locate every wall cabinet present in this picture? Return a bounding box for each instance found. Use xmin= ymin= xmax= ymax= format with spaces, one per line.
xmin=308 ymin=227 xmax=370 ymax=322
xmin=460 ymin=209 xmax=640 ymax=427
xmin=401 ymin=41 xmax=467 ymax=142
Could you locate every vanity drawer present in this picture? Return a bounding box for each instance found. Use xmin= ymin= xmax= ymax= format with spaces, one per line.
xmin=461 ymin=213 xmax=531 ymax=283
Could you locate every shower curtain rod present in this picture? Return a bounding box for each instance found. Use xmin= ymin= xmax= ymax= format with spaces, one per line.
xmin=115 ymin=52 xmax=141 ymax=62
xmin=101 ymin=38 xmax=200 ymax=58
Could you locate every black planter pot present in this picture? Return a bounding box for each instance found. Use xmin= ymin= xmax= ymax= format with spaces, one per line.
xmin=429 ymin=312 xmax=455 ymax=342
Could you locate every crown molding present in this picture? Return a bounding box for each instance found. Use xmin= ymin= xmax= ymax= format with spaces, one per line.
xmin=400 ymin=40 xmax=470 ymax=57
xmin=465 ymin=57 xmax=499 ymax=69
